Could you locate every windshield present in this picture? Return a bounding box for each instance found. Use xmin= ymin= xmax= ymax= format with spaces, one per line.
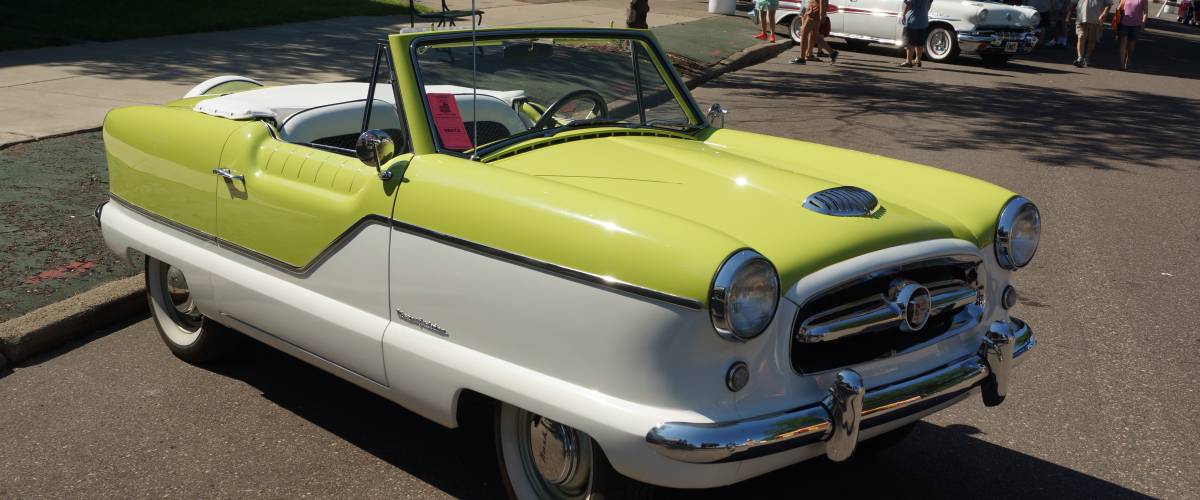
xmin=412 ymin=34 xmax=699 ymax=155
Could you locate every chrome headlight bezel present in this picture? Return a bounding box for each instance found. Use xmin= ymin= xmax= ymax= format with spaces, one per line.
xmin=1030 ymin=12 xmax=1041 ymax=28
xmin=977 ymin=8 xmax=989 ymax=22
xmin=995 ymin=196 xmax=1041 ymax=270
xmin=710 ymin=249 xmax=780 ymax=342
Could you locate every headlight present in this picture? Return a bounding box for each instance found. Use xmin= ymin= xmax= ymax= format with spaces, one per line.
xmin=710 ymin=249 xmax=779 ymax=341
xmin=977 ymin=8 xmax=989 ymax=22
xmin=1030 ymin=12 xmax=1041 ymax=27
xmin=995 ymin=196 xmax=1041 ymax=270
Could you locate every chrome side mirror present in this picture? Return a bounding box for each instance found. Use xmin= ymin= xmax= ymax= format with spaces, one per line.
xmin=356 ymin=129 xmax=397 ymax=180
xmin=707 ymin=103 xmax=727 ymax=129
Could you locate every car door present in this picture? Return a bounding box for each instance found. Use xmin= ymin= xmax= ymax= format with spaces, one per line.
xmin=850 ymin=0 xmax=904 ymax=42
xmin=210 ymin=73 xmax=408 ymax=385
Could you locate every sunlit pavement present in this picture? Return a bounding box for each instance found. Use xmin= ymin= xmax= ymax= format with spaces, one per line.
xmin=2 ymin=19 xmax=1198 ymax=500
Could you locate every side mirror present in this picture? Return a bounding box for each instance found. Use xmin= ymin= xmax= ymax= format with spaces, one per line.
xmin=707 ymin=103 xmax=727 ymax=129
xmin=356 ymin=129 xmax=398 ymax=180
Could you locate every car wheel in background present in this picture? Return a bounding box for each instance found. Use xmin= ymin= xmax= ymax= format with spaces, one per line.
xmin=789 ymin=15 xmax=806 ymax=43
xmin=145 ymin=257 xmax=239 ymax=364
xmin=980 ymin=54 xmax=1013 ymax=65
xmin=925 ymin=26 xmax=960 ymax=62
xmin=496 ymin=403 xmax=654 ymax=500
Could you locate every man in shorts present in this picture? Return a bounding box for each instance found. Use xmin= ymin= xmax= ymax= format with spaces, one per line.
xmin=1069 ymin=0 xmax=1113 ymax=66
xmin=900 ymin=0 xmax=932 ymax=67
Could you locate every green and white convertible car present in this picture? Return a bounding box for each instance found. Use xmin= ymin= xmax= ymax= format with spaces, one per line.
xmin=98 ymin=27 xmax=1040 ymax=498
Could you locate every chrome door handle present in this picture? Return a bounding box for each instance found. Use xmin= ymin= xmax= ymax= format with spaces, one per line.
xmin=212 ymin=168 xmax=244 ymax=182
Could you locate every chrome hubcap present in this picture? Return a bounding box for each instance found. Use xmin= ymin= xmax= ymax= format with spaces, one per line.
xmin=931 ymin=31 xmax=949 ymax=56
xmin=518 ymin=411 xmax=592 ymax=499
xmin=164 ymin=265 xmax=202 ymax=329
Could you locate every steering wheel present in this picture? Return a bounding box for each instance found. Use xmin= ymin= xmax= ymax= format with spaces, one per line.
xmin=531 ymin=89 xmax=609 ymax=131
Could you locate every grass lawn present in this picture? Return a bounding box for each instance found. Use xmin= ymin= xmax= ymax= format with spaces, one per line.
xmin=0 ymin=0 xmax=429 ymax=51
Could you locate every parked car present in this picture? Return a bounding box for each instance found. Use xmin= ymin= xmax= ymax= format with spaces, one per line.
xmin=97 ymin=26 xmax=1040 ymax=498
xmin=778 ymin=0 xmax=1041 ymax=63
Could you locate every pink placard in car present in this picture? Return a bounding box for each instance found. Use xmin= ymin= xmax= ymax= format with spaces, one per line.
xmin=427 ymin=93 xmax=473 ymax=150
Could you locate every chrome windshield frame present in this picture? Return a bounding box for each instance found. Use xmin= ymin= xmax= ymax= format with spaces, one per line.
xmin=405 ymin=28 xmax=706 ymax=157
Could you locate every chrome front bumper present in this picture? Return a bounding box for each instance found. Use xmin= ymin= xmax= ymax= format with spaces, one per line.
xmin=958 ymin=31 xmax=1038 ymax=55
xmin=646 ymin=318 xmax=1034 ymax=464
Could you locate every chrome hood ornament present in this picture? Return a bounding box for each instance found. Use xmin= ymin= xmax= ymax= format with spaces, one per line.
xmin=803 ymin=186 xmax=881 ymax=217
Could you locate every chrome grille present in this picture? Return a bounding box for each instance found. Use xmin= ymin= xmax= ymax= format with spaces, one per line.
xmin=803 ymin=186 xmax=880 ymax=217
xmin=790 ymin=255 xmax=983 ymax=374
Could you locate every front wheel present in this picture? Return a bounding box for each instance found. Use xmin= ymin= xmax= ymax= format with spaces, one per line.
xmin=146 ymin=257 xmax=239 ymax=364
xmin=495 ymin=403 xmax=653 ymax=500
xmin=980 ymin=54 xmax=1013 ymax=65
xmin=924 ymin=26 xmax=960 ymax=62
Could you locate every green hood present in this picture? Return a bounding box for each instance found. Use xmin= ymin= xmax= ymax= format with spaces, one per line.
xmin=487 ymin=128 xmax=1014 ymax=296
xmin=395 ymin=128 xmax=1014 ymax=307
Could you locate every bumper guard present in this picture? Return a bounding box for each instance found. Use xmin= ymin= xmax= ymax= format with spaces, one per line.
xmin=646 ymin=318 xmax=1034 ymax=464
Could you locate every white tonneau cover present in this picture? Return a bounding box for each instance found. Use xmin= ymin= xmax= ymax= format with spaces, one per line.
xmin=192 ymin=82 xmax=526 ymax=123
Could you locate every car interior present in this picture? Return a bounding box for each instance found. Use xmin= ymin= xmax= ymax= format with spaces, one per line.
xmin=192 ymin=81 xmax=536 ymax=155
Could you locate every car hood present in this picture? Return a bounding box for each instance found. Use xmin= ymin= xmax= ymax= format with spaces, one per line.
xmin=488 ymin=128 xmax=1014 ymax=292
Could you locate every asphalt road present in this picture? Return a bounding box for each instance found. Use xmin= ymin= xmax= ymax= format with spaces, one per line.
xmin=3 ymin=19 xmax=1199 ymax=500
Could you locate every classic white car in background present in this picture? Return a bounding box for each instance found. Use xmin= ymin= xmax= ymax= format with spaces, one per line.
xmin=778 ymin=0 xmax=1041 ymax=63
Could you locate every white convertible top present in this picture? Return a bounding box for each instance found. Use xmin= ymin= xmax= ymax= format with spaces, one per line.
xmin=192 ymin=82 xmax=527 ymax=123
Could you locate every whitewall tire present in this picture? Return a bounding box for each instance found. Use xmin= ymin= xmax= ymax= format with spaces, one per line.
xmin=789 ymin=15 xmax=806 ymax=44
xmin=495 ymin=403 xmax=653 ymax=500
xmin=146 ymin=257 xmax=238 ymax=363
xmin=925 ymin=26 xmax=959 ymax=62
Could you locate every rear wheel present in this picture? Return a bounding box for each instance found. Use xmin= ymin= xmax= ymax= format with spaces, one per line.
xmin=924 ymin=26 xmax=959 ymax=62
xmin=146 ymin=257 xmax=238 ymax=363
xmin=495 ymin=403 xmax=653 ymax=500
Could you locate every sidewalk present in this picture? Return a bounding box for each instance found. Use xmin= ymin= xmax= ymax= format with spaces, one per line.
xmin=0 ymin=0 xmax=730 ymax=148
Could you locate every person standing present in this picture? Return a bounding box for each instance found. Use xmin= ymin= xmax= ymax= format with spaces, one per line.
xmin=1117 ymin=0 xmax=1148 ymax=70
xmin=790 ymin=0 xmax=839 ymax=64
xmin=1069 ymin=0 xmax=1113 ymax=66
xmin=754 ymin=0 xmax=779 ymax=43
xmin=900 ymin=0 xmax=932 ymax=67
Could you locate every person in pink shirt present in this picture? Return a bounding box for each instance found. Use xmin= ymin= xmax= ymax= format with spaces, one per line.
xmin=1116 ymin=0 xmax=1149 ymax=70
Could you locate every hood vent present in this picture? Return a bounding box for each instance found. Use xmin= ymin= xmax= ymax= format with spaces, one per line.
xmin=803 ymin=186 xmax=881 ymax=217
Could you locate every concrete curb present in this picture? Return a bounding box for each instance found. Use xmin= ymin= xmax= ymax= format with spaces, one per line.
xmin=685 ymin=38 xmax=794 ymax=90
xmin=0 ymin=274 xmax=146 ymax=367
xmin=0 ymin=37 xmax=788 ymax=369
xmin=0 ymin=127 xmax=103 ymax=151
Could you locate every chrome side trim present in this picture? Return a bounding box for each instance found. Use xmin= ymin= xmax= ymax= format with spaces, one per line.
xmin=645 ymin=318 xmax=1034 ymax=464
xmin=389 ymin=219 xmax=704 ymax=309
xmin=829 ymin=32 xmax=900 ymax=46
xmin=109 ymin=194 xmax=703 ymax=309
xmin=109 ymin=195 xmax=214 ymax=243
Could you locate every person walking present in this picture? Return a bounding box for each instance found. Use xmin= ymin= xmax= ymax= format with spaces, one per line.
xmin=790 ymin=0 xmax=839 ymax=64
xmin=753 ymin=0 xmax=779 ymax=43
xmin=1116 ymin=0 xmax=1148 ymax=70
xmin=1178 ymin=0 xmax=1193 ymax=22
xmin=899 ymin=0 xmax=933 ymax=67
xmin=1070 ymin=0 xmax=1113 ymax=66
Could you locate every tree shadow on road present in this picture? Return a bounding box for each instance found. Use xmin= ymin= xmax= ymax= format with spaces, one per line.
xmin=706 ymin=61 xmax=1200 ymax=171
xmin=207 ymin=337 xmax=1150 ymax=499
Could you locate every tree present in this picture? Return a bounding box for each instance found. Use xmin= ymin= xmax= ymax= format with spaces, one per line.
xmin=626 ymin=0 xmax=649 ymax=28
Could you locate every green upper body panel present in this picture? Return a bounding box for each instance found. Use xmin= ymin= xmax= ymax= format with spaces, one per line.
xmin=104 ymin=28 xmax=1017 ymax=308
